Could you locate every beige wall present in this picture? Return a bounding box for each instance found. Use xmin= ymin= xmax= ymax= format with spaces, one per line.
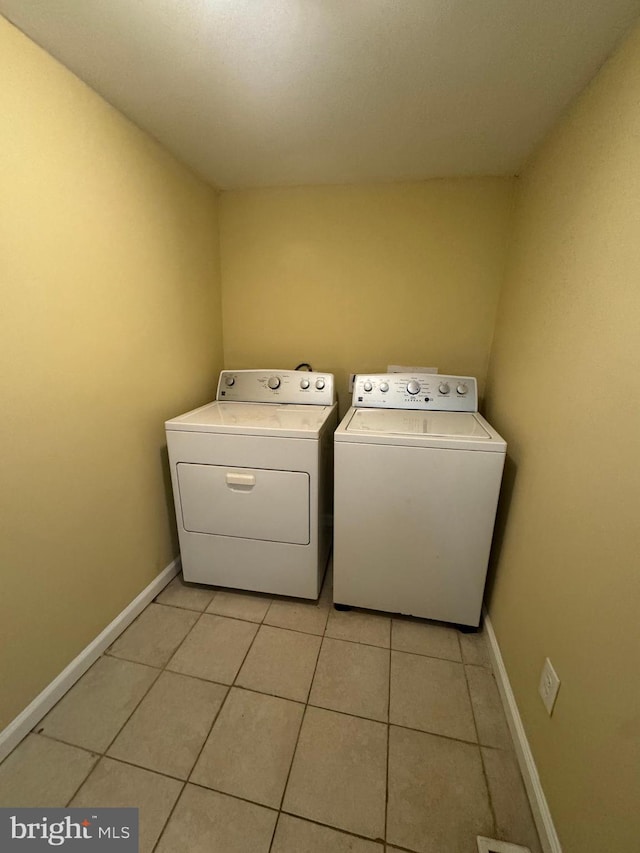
xmin=484 ymin=22 xmax=640 ymax=853
xmin=219 ymin=180 xmax=514 ymax=412
xmin=0 ymin=19 xmax=223 ymax=728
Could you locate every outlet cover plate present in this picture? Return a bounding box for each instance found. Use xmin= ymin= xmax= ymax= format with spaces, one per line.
xmin=539 ymin=657 xmax=560 ymax=715
xmin=477 ymin=838 xmax=531 ymax=853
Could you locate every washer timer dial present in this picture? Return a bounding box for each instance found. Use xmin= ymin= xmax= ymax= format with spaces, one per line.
xmin=267 ymin=376 xmax=281 ymax=390
xmin=406 ymin=380 xmax=421 ymax=395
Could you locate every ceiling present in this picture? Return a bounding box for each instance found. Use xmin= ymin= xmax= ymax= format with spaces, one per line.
xmin=2 ymin=0 xmax=639 ymax=189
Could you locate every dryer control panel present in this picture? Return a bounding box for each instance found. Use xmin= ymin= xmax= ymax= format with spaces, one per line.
xmin=352 ymin=373 xmax=478 ymax=412
xmin=217 ymin=370 xmax=335 ymax=405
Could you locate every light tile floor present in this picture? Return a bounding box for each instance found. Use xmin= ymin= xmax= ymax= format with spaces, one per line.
xmin=0 ymin=565 xmax=542 ymax=853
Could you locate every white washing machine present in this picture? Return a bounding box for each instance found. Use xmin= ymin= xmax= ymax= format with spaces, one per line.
xmin=333 ymin=373 xmax=506 ymax=627
xmin=166 ymin=370 xmax=337 ymax=598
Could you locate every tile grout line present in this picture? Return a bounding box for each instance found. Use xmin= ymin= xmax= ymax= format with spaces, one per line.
xmin=171 ymin=775 xmax=462 ymax=853
xmin=149 ymin=591 xmax=217 ymax=615
xmin=150 ymin=576 xmax=332 ymax=851
xmin=178 ymin=606 xmax=499 ymax=848
xmin=462 ymin=648 xmax=482 ymax=748
xmin=69 ymin=592 xmax=214 ymax=847
xmin=150 ymin=780 xmax=188 ymax=852
xmin=150 ymin=591 xmax=241 ymax=853
xmin=38 ymin=687 xmax=506 ymax=773
xmin=150 ymin=670 xmax=233 ymax=851
xmin=20 ymin=573 xmax=507 ymax=851
xmin=385 ymin=622 xmax=393 ymax=846
xmin=63 ymin=753 xmax=101 ymax=810
xmin=156 ymin=592 xmax=504 ymax=849
xmin=151 ymin=589 xmax=272 ymax=850
xmin=90 ymin=754 xmax=189 ymax=786
xmin=229 ymin=599 xmax=275 ymax=692
xmin=209 ymin=609 xmax=269 ymax=738
xmin=157 ymin=598 xmax=215 ymax=669
xmin=267 ymin=570 xmax=330 ymax=852
xmin=266 ymin=689 xmax=312 ymax=849
xmin=36 ymin=604 xmax=512 ymax=787
xmin=462 ymin=631 xmax=499 ymax=840
xmin=149 ymin=600 xmax=232 ymax=853
xmin=478 ymin=748 xmax=500 ymax=847
xmin=148 ymin=773 xmax=397 ymax=852
xmin=102 ymin=628 xmax=493 ymax=745
xmin=278 ymin=807 xmax=397 ymax=848
xmin=454 ymin=623 xmax=463 ymax=662
xmin=185 ymin=779 xmax=282 ymax=812
xmin=59 ymin=658 xmax=169 ymax=807
xmin=158 ymin=588 xmax=481 ymax=661
xmin=64 ymin=593 xmax=217 ymax=829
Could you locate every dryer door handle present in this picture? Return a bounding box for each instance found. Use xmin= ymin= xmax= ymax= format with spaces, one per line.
xmin=225 ymin=472 xmax=256 ymax=489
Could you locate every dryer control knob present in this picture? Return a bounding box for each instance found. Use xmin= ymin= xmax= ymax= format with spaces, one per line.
xmin=379 ymin=382 xmax=389 ymax=393
xmin=456 ymin=383 xmax=468 ymax=395
xmin=268 ymin=376 xmax=281 ymax=390
xmin=363 ymin=381 xmax=373 ymax=392
xmin=406 ymin=380 xmax=421 ymax=395
xmin=315 ymin=378 xmax=326 ymax=390
xmin=438 ymin=382 xmax=450 ymax=394
xmin=225 ymin=376 xmax=235 ymax=387
xmin=300 ymin=378 xmax=310 ymax=390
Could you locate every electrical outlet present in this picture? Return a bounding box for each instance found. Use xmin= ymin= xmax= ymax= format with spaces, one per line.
xmin=348 ymin=373 xmax=356 ymax=392
xmin=538 ymin=657 xmax=560 ymax=715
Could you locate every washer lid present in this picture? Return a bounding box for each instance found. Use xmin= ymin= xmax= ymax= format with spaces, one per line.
xmin=336 ymin=408 xmax=506 ymax=451
xmin=166 ymin=401 xmax=335 ymax=438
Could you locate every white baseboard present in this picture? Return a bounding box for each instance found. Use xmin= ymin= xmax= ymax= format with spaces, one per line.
xmin=483 ymin=609 xmax=562 ymax=853
xmin=0 ymin=557 xmax=180 ymax=764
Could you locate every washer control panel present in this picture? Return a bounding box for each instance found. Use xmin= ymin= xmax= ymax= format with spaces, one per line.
xmin=352 ymin=374 xmax=477 ymax=411
xmin=217 ymin=370 xmax=335 ymax=405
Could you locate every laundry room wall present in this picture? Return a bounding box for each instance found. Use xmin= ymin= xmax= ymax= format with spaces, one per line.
xmin=0 ymin=19 xmax=223 ymax=730
xmin=484 ymin=21 xmax=640 ymax=853
xmin=218 ymin=179 xmax=514 ymax=411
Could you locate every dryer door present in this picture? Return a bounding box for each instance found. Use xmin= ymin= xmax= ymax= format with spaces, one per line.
xmin=176 ymin=463 xmax=310 ymax=544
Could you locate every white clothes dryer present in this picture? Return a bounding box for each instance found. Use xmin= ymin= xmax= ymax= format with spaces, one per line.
xmin=166 ymin=370 xmax=337 ymax=598
xmin=333 ymin=373 xmax=506 ymax=628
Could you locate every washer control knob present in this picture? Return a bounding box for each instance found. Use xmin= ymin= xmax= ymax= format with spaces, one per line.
xmin=379 ymin=382 xmax=389 ymax=393
xmin=438 ymin=382 xmax=450 ymax=394
xmin=225 ymin=376 xmax=235 ymax=387
xmin=300 ymin=378 xmax=310 ymax=390
xmin=267 ymin=376 xmax=281 ymax=390
xmin=456 ymin=383 xmax=469 ymax=395
xmin=315 ymin=378 xmax=326 ymax=390
xmin=406 ymin=380 xmax=421 ymax=395
xmin=363 ymin=380 xmax=373 ymax=392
